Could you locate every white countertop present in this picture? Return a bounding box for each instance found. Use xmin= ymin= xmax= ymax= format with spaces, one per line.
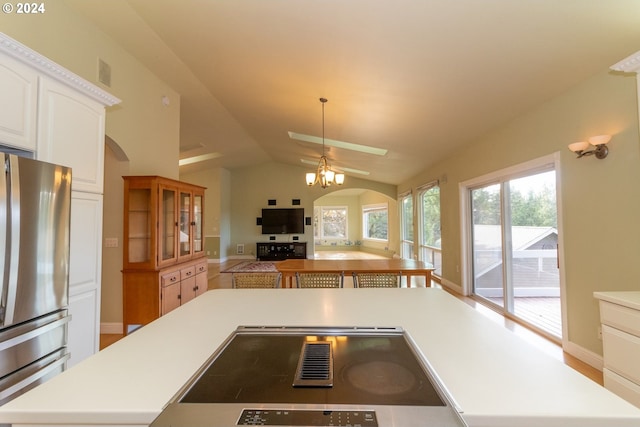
xmin=2 ymin=288 xmax=640 ymax=427
xmin=594 ymin=291 xmax=640 ymax=311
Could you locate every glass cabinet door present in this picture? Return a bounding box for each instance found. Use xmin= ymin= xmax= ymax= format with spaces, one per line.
xmin=127 ymin=188 xmax=151 ymax=264
xmin=160 ymin=186 xmax=177 ymax=263
xmin=193 ymin=192 xmax=203 ymax=255
xmin=179 ymin=191 xmax=192 ymax=257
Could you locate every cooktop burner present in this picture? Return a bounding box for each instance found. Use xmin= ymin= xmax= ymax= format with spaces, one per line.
xmin=180 ymin=329 xmax=443 ymax=406
xmin=150 ymin=327 xmax=467 ymax=427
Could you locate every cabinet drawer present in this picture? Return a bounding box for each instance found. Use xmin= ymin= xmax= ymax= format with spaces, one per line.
xmin=196 ymin=262 xmax=207 ymax=275
xmin=602 ymin=324 xmax=640 ymax=385
xmin=604 ymin=368 xmax=640 ymax=408
xmin=161 ymin=271 xmax=180 ymax=287
xmin=181 ymin=266 xmax=196 ymax=280
xmin=599 ymin=300 xmax=640 ymax=337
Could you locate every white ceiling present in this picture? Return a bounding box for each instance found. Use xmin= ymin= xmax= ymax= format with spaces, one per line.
xmin=67 ymin=0 xmax=640 ymax=185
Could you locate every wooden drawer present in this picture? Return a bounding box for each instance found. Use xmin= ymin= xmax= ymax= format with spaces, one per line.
xmin=600 ymin=300 xmax=640 ymax=337
xmin=161 ymin=271 xmax=180 ymax=287
xmin=195 ymin=261 xmax=207 ymax=275
xmin=181 ymin=266 xmax=196 ymax=280
xmin=602 ymin=324 xmax=640 ymax=385
xmin=604 ymin=368 xmax=640 ymax=408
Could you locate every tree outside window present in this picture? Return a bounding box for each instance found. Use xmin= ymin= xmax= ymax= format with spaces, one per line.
xmin=400 ymin=193 xmax=414 ymax=259
xmin=420 ymin=186 xmax=441 ymax=248
xmin=363 ymin=204 xmax=388 ymax=241
xmin=314 ymin=206 xmax=348 ymax=239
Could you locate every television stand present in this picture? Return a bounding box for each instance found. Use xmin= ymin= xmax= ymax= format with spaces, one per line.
xmin=257 ymin=242 xmax=307 ymax=261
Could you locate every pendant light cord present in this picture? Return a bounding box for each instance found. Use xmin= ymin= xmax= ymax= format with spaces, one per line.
xmin=320 ymin=97 xmax=327 ymax=157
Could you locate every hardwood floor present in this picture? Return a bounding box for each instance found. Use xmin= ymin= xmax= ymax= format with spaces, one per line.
xmin=449 ymin=288 xmax=603 ymax=385
xmin=101 ymin=258 xmax=603 ymax=386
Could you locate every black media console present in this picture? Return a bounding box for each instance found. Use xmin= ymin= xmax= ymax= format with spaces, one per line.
xmin=256 ymin=242 xmax=307 ymax=261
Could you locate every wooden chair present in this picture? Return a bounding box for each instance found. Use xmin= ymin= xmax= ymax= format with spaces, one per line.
xmin=296 ymin=272 xmax=344 ymax=288
xmin=232 ymin=273 xmax=281 ymax=289
xmin=353 ymin=272 xmax=400 ymax=288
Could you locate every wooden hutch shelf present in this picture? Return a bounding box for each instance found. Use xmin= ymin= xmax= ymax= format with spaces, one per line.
xmin=122 ymin=176 xmax=207 ymax=334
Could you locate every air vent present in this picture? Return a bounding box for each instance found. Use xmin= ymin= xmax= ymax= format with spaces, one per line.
xmin=293 ymin=341 xmax=333 ymax=387
xmin=98 ymin=58 xmax=111 ymax=87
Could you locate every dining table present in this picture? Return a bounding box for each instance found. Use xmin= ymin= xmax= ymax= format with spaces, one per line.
xmin=276 ymin=258 xmax=434 ymax=288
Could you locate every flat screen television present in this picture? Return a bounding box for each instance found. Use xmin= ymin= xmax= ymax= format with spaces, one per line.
xmin=261 ymin=208 xmax=304 ymax=234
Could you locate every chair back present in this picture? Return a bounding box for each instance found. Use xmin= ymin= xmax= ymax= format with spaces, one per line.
xmin=232 ymin=273 xmax=281 ymax=288
xmin=353 ymin=272 xmax=400 ymax=288
xmin=296 ymin=272 xmax=344 ymax=288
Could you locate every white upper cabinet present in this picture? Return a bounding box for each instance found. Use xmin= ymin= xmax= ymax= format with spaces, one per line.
xmin=0 ymin=52 xmax=38 ymax=151
xmin=0 ymin=32 xmax=120 ymax=193
xmin=37 ymin=77 xmax=106 ymax=194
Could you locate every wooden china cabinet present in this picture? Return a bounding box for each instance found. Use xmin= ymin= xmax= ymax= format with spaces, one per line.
xmin=122 ymin=176 xmax=207 ymax=334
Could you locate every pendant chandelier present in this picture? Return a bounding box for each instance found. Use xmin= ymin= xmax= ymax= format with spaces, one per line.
xmin=305 ymin=98 xmax=345 ymax=188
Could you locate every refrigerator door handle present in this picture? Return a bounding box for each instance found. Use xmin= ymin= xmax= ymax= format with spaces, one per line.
xmin=0 ymin=153 xmax=7 ymax=325
xmin=4 ymin=154 xmax=21 ymax=326
xmin=0 ymin=351 xmax=70 ymax=403
xmin=0 ymin=315 xmax=70 ymax=352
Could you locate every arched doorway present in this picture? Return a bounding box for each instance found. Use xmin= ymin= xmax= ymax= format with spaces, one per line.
xmin=312 ymin=188 xmax=398 ymax=260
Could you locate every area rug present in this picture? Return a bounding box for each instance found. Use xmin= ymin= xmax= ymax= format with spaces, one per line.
xmin=221 ymin=261 xmax=278 ymax=273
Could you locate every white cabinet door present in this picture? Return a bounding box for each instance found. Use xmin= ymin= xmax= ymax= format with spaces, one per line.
xmin=37 ymin=77 xmax=105 ymax=194
xmin=0 ymin=52 xmax=38 ymax=151
xmin=67 ymin=288 xmax=101 ymax=368
xmin=68 ymin=192 xmax=103 ymax=367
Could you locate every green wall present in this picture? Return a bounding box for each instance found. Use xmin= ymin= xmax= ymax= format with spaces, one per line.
xmin=399 ymin=69 xmax=640 ymax=357
xmin=314 ymin=191 xmax=398 ymax=257
xmin=230 ymin=162 xmax=396 ymax=259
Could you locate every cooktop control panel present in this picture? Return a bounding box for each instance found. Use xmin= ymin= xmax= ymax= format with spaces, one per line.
xmin=238 ymin=409 xmax=378 ymax=426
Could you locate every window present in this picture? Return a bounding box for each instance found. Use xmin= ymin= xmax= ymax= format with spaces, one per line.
xmin=314 ymin=206 xmax=348 ymax=239
xmin=362 ymin=203 xmax=388 ymax=241
xmin=461 ymin=154 xmax=562 ymax=338
xmin=399 ymin=192 xmax=413 ymax=259
xmin=418 ymin=183 xmax=441 ymax=276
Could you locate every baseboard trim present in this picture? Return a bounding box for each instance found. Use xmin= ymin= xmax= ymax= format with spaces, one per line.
xmin=101 ymin=322 xmax=123 ymax=335
xmin=438 ymin=277 xmax=603 ymax=372
xmin=563 ymin=340 xmax=604 ymax=371
xmin=440 ymin=277 xmax=464 ymax=295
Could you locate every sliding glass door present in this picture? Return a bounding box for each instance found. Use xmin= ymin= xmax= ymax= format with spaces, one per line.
xmin=471 ymin=183 xmax=504 ymax=307
xmin=470 ymin=168 xmax=561 ymax=338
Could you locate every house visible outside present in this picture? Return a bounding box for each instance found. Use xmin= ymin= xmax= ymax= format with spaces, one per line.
xmin=473 ymin=225 xmax=559 ymax=298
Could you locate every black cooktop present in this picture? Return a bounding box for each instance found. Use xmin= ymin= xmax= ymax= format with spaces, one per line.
xmin=180 ymin=329 xmax=445 ymax=407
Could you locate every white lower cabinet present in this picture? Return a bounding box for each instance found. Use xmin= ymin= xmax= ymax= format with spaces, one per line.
xmin=67 ymin=287 xmax=101 ymax=368
xmin=68 ymin=192 xmax=103 ymax=367
xmin=604 ymin=367 xmax=640 ymax=408
xmin=595 ymin=292 xmax=640 ymax=408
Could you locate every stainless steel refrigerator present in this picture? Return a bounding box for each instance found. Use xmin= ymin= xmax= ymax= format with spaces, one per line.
xmin=0 ymin=152 xmax=72 ymax=405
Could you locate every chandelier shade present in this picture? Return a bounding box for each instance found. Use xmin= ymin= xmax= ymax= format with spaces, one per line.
xmin=305 ymin=98 xmax=345 ymax=188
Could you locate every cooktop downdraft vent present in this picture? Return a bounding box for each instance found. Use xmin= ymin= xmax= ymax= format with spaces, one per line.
xmin=293 ymin=341 xmax=333 ymax=387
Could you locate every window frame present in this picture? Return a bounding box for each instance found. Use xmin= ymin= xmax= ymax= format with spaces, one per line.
xmin=314 ymin=205 xmax=349 ymax=240
xmin=399 ymin=191 xmax=414 ymax=259
xmin=362 ymin=202 xmax=389 ymax=242
xmin=417 ymin=182 xmax=441 ymax=277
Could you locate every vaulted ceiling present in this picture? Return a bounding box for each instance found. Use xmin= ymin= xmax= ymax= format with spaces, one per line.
xmin=68 ymin=0 xmax=640 ymax=185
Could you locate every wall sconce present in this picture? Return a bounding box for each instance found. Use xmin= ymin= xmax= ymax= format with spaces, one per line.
xmin=568 ymin=135 xmax=611 ymax=159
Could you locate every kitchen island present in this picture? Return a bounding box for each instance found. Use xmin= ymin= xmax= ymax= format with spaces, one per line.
xmin=1 ymin=288 xmax=640 ymax=427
